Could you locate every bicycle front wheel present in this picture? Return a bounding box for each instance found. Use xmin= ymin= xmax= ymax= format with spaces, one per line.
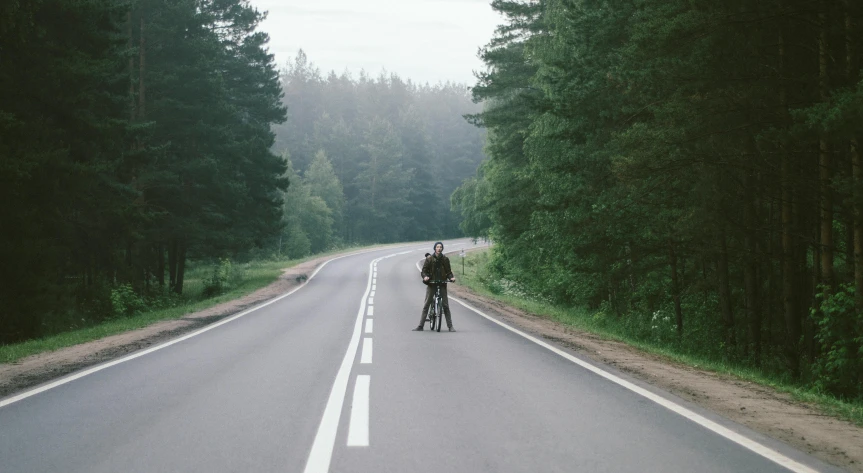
xmin=435 ymin=297 xmax=442 ymax=332
xmin=429 ymin=306 xmax=437 ymax=331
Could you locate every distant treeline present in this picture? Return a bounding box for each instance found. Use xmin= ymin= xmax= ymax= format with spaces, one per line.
xmin=454 ymin=0 xmax=863 ymax=398
xmin=271 ymin=51 xmax=486 ymax=254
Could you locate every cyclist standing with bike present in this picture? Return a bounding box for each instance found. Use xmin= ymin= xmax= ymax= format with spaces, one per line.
xmin=413 ymin=242 xmax=456 ymax=332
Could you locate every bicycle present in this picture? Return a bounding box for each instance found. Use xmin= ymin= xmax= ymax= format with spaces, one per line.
xmin=426 ymin=280 xmax=449 ymax=332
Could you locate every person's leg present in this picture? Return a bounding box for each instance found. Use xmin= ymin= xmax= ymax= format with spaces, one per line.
xmin=416 ymin=285 xmax=434 ymax=328
xmin=440 ymin=285 xmax=454 ymax=329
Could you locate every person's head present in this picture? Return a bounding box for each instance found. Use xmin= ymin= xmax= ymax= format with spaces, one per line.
xmin=424 ymin=252 xmax=431 ymax=257
xmin=433 ymin=242 xmax=444 ymax=255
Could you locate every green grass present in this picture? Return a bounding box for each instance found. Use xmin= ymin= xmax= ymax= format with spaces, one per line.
xmin=456 ymin=248 xmax=863 ymax=427
xmin=0 ymin=244 xmax=383 ymax=365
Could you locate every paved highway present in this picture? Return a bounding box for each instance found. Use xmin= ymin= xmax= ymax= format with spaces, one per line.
xmin=0 ymin=240 xmax=842 ymax=472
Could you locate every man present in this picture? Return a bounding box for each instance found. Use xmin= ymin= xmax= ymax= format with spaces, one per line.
xmin=414 ymin=242 xmax=456 ymax=332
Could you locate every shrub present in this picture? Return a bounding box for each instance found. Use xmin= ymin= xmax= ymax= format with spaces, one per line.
xmin=202 ymin=258 xmax=233 ymax=298
xmin=811 ymin=284 xmax=863 ymax=400
xmin=110 ymin=283 xmax=146 ymax=318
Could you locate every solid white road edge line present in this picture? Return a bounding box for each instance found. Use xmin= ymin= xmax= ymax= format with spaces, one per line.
xmin=0 ymin=245 xmax=411 ymax=409
xmin=450 ymin=297 xmax=821 ymax=473
xmin=347 ymin=375 xmax=371 ymax=447
xmin=361 ymin=338 xmax=373 ymax=364
xmin=303 ymin=249 xmax=411 ymax=473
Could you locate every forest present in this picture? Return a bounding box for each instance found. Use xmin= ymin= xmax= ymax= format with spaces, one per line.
xmin=453 ymin=0 xmax=863 ymax=399
xmin=271 ymin=52 xmax=486 ymax=256
xmin=0 ymin=1 xmax=485 ymax=344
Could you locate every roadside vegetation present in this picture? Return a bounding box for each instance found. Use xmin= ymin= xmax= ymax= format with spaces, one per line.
xmin=458 ymin=249 xmax=863 ymax=427
xmin=453 ymin=1 xmax=863 ymax=408
xmin=0 ymin=246 xmax=365 ymax=365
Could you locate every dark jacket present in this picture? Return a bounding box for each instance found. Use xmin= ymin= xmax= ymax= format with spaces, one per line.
xmin=422 ymin=253 xmax=454 ymax=284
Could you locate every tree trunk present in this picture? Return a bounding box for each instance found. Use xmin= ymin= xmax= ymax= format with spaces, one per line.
xmin=744 ymin=172 xmax=761 ymax=360
xmin=819 ymin=0 xmax=834 ymax=292
xmin=779 ymin=11 xmax=801 ymax=375
xmin=168 ymin=239 xmax=177 ymax=289
xmin=846 ymin=153 xmax=855 ymax=272
xmin=766 ymin=197 xmax=777 ymax=361
xmin=853 ymin=139 xmax=863 ymax=311
xmin=157 ymin=243 xmax=165 ymax=287
xmin=669 ymin=240 xmax=683 ymax=337
xmin=809 ymin=219 xmax=821 ymax=360
xmin=626 ymin=242 xmax=636 ymax=294
xmin=845 ymin=0 xmax=863 ymax=311
xmin=138 ymin=16 xmax=146 ymax=119
xmin=128 ymin=10 xmax=135 ymax=122
xmin=718 ymin=230 xmax=736 ymax=351
xmin=173 ymin=239 xmax=186 ymax=294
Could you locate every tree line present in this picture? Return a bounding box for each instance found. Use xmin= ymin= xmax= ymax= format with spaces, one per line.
xmin=0 ymin=4 xmax=487 ymax=345
xmin=271 ymin=52 xmax=486 ymax=255
xmin=0 ymin=0 xmax=286 ymax=343
xmin=454 ymin=0 xmax=863 ymax=399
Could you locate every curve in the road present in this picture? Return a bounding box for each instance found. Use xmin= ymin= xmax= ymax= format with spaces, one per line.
xmin=0 ymin=245 xmax=411 ymax=410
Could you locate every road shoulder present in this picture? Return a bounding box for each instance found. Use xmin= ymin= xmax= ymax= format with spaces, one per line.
xmin=448 ymin=284 xmax=863 ymax=473
xmin=0 ymin=257 xmax=328 ymax=399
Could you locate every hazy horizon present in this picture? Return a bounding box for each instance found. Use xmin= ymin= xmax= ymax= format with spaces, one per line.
xmin=250 ymin=0 xmax=502 ymax=85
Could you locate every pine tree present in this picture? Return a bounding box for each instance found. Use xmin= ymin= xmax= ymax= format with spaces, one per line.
xmin=306 ymin=150 xmax=345 ymax=242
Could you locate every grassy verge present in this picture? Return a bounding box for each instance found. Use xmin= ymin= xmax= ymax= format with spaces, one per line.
xmin=0 ymin=245 xmax=375 ymax=365
xmin=456 ymin=248 xmax=863 ymax=427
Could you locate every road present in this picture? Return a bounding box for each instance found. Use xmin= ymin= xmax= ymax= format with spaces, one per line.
xmin=0 ymin=240 xmax=842 ymax=472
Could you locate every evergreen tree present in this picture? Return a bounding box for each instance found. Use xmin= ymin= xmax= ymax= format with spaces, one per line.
xmin=0 ymin=0 xmax=289 ymax=342
xmin=280 ymin=156 xmax=333 ymax=257
xmin=306 ymin=150 xmax=345 ymax=242
xmin=353 ymin=117 xmax=412 ymax=242
xmin=460 ymin=0 xmax=863 ymax=396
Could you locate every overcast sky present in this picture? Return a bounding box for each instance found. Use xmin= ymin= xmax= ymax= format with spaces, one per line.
xmin=249 ymin=0 xmax=502 ymax=85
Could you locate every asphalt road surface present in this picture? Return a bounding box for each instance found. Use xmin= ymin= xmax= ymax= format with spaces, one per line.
xmin=0 ymin=240 xmax=843 ymax=473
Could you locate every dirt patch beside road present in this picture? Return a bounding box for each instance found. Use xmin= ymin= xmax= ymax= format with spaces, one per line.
xmin=0 ymin=257 xmax=327 ymax=399
xmin=448 ymin=284 xmax=862 ymax=472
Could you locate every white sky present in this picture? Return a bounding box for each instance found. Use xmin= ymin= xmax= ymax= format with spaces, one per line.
xmin=250 ymin=0 xmax=502 ymax=85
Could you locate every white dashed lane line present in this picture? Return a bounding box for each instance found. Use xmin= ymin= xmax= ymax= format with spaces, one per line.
xmin=346 ymin=375 xmax=370 ymax=447
xmin=303 ymin=255 xmax=381 ymax=473
xmin=361 ymin=338 xmax=373 ymax=364
xmin=304 ymin=248 xmax=415 ymax=472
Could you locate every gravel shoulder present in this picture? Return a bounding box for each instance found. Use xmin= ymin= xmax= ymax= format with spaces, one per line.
xmin=1 ymin=249 xmax=860 ymax=472
xmin=448 ymin=284 xmax=862 ymax=473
